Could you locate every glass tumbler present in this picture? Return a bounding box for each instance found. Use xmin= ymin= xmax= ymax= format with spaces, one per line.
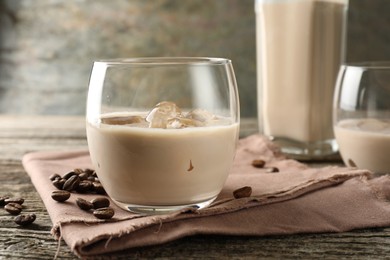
xmin=333 ymin=62 xmax=390 ymax=174
xmin=255 ymin=0 xmax=348 ymax=160
xmin=86 ymin=57 xmax=240 ymax=214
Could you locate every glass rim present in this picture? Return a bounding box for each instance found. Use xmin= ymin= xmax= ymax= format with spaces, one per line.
xmin=342 ymin=61 xmax=390 ymax=69
xmin=93 ymin=57 xmax=232 ymax=66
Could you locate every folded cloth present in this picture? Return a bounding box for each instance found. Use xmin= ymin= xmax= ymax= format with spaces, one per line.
xmin=22 ymin=135 xmax=390 ymax=257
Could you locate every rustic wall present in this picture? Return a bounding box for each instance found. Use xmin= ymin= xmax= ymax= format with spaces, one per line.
xmin=0 ymin=0 xmax=256 ymax=116
xmin=0 ymin=0 xmax=389 ymax=116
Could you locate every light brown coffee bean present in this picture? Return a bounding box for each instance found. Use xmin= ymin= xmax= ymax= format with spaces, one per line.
xmin=4 ymin=197 xmax=24 ymax=205
xmin=14 ymin=214 xmax=36 ymax=226
xmin=252 ymin=159 xmax=266 ymax=168
xmin=233 ymin=186 xmax=252 ymax=199
xmin=93 ymin=207 xmax=114 ymax=219
xmin=91 ymin=197 xmax=110 ymax=209
xmin=5 ymin=202 xmax=23 ymax=215
xmin=63 ymin=175 xmax=80 ymax=191
xmin=51 ymin=190 xmax=71 ymax=202
xmin=76 ymin=197 xmax=93 ymax=211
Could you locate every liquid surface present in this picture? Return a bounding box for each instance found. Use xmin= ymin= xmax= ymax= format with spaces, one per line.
xmin=334 ymin=118 xmax=390 ymax=173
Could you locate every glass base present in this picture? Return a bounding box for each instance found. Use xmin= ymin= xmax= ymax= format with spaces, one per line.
xmin=113 ymin=196 xmax=217 ymax=215
xmin=270 ymin=136 xmax=340 ymax=161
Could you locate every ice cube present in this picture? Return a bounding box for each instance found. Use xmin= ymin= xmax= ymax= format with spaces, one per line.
xmin=101 ymin=115 xmax=144 ymax=125
xmin=185 ymin=108 xmax=217 ymax=123
xmin=146 ymin=101 xmax=182 ymax=128
xmin=167 ymin=117 xmax=202 ymax=129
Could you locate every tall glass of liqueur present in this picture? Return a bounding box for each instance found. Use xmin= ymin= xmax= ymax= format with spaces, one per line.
xmin=86 ymin=57 xmax=240 ymax=214
xmin=255 ymin=0 xmax=349 ymax=160
xmin=333 ymin=62 xmax=390 ymax=174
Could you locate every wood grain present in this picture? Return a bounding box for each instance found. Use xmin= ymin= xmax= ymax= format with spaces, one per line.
xmin=0 ymin=116 xmax=389 ymax=259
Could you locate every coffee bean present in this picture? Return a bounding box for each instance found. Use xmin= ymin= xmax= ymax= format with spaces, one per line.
xmin=348 ymin=159 xmax=356 ymax=167
xmin=87 ymin=176 xmax=96 ymax=181
xmin=51 ymin=190 xmax=71 ymax=202
xmin=92 ymin=182 xmax=106 ymax=194
xmin=14 ymin=214 xmax=36 ymax=226
xmin=252 ymin=159 xmax=266 ymax=168
xmin=62 ymin=171 xmax=77 ymax=180
xmin=84 ymin=168 xmax=95 ymax=176
xmin=52 ymin=178 xmax=65 ymax=190
xmin=93 ymin=207 xmax=114 ymax=219
xmin=5 ymin=202 xmax=23 ymax=215
xmin=5 ymin=197 xmax=24 ymax=205
xmin=73 ymin=168 xmax=84 ymax=174
xmin=91 ymin=197 xmax=110 ymax=209
xmin=76 ymin=181 xmax=93 ymax=193
xmin=78 ymin=172 xmax=90 ymax=181
xmin=76 ymin=197 xmax=93 ymax=211
xmin=63 ymin=175 xmax=80 ymax=191
xmin=49 ymin=173 xmax=61 ymax=181
xmin=0 ymin=196 xmax=10 ymax=206
xmin=233 ymin=186 xmax=252 ymax=199
xmin=265 ymin=167 xmax=279 ymax=173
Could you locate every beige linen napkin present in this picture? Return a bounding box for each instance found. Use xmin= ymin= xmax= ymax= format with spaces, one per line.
xmin=22 ymin=135 xmax=390 ymax=257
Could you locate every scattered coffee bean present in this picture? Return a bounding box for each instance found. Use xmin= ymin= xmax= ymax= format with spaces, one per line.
xmin=91 ymin=197 xmax=110 ymax=209
xmin=93 ymin=207 xmax=114 ymax=219
xmin=14 ymin=214 xmax=36 ymax=226
xmin=265 ymin=167 xmax=279 ymax=173
xmin=78 ymin=172 xmax=90 ymax=181
xmin=92 ymin=182 xmax=106 ymax=194
xmin=5 ymin=202 xmax=23 ymax=215
xmin=52 ymin=178 xmax=65 ymax=190
xmin=233 ymin=186 xmax=252 ymax=199
xmin=51 ymin=190 xmax=71 ymax=202
xmin=84 ymin=168 xmax=95 ymax=175
xmin=63 ymin=175 xmax=80 ymax=191
xmin=49 ymin=173 xmax=61 ymax=181
xmin=62 ymin=171 xmax=77 ymax=180
xmin=252 ymin=159 xmax=266 ymax=168
xmin=76 ymin=180 xmax=93 ymax=193
xmin=76 ymin=197 xmax=93 ymax=211
xmin=348 ymin=159 xmax=356 ymax=167
xmin=4 ymin=197 xmax=24 ymax=205
xmin=73 ymin=168 xmax=84 ymax=174
xmin=0 ymin=196 xmax=10 ymax=206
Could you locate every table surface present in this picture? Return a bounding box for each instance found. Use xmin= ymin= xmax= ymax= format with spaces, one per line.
xmin=1 ymin=115 xmax=389 ymax=259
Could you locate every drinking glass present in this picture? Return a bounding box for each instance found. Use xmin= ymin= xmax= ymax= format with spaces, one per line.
xmin=333 ymin=62 xmax=390 ymax=174
xmin=255 ymin=0 xmax=348 ymax=160
xmin=86 ymin=57 xmax=240 ymax=214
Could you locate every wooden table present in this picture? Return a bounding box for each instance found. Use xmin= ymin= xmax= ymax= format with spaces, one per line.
xmin=1 ymin=115 xmax=389 ymax=259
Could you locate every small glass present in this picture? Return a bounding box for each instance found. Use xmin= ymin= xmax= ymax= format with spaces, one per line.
xmin=333 ymin=62 xmax=390 ymax=174
xmin=86 ymin=57 xmax=240 ymax=214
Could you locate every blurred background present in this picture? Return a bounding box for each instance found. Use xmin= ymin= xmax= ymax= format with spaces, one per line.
xmin=0 ymin=0 xmax=389 ymax=117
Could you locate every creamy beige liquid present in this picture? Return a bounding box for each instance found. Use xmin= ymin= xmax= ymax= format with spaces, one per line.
xmin=87 ymin=113 xmax=239 ymax=206
xmin=256 ymin=0 xmax=347 ymax=142
xmin=334 ymin=118 xmax=390 ymax=173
